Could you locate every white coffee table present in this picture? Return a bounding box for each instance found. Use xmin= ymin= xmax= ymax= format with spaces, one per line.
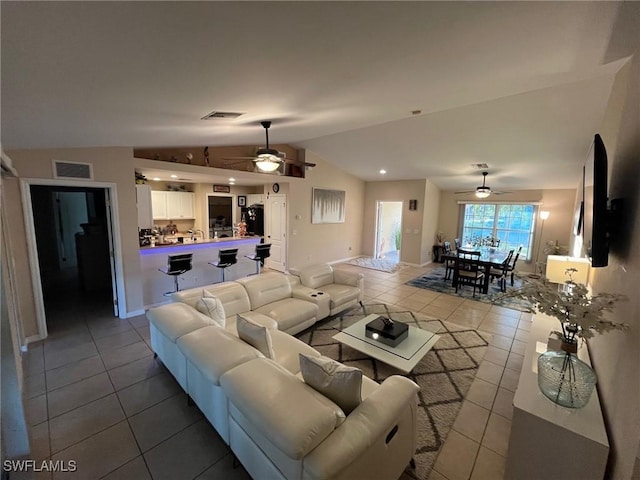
xmin=332 ymin=314 xmax=440 ymax=373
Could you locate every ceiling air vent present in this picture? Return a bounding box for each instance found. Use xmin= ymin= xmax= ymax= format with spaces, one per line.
xmin=52 ymin=160 xmax=93 ymax=180
xmin=201 ymin=111 xmax=244 ymax=120
xmin=471 ymin=163 xmax=489 ymax=169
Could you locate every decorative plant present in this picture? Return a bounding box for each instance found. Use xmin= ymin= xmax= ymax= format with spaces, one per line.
xmin=435 ymin=232 xmax=444 ymax=244
xmin=501 ymin=268 xmax=628 ymax=343
xmin=543 ymin=240 xmax=569 ymax=256
xmin=393 ymin=224 xmax=402 ymax=251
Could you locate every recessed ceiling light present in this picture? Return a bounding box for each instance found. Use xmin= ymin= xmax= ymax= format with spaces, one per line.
xmin=229 ymin=177 xmax=235 ymax=182
xmin=170 ymin=174 xmax=178 ymax=179
xmin=229 ymin=182 xmax=235 ymax=185
xmin=152 ymin=177 xmax=161 ymax=181
xmin=379 ymin=169 xmax=387 ymax=175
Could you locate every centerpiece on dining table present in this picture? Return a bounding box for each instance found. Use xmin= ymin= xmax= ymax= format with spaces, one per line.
xmin=464 ymin=234 xmax=500 ymax=250
xmin=499 ymin=268 xmax=627 ymax=408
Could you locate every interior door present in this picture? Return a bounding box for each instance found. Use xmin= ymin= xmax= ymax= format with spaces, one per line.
xmin=104 ymin=190 xmax=119 ymax=317
xmin=266 ymin=194 xmax=286 ymax=272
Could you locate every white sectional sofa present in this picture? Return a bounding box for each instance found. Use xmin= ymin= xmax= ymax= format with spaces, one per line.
xmin=146 ymin=269 xmax=419 ymax=479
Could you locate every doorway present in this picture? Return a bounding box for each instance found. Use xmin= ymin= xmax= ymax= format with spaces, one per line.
xmin=374 ymin=201 xmax=403 ymax=263
xmin=24 ymin=180 xmax=123 ymax=340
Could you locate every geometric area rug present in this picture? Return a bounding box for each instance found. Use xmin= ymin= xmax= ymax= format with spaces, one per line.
xmin=406 ymin=266 xmax=532 ymax=313
xmin=296 ymin=302 xmax=490 ymax=479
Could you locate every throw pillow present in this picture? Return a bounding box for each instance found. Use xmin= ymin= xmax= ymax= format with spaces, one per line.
xmin=299 ymin=354 xmax=362 ymax=414
xmin=236 ymin=314 xmax=275 ymax=359
xmin=195 ymin=290 xmax=226 ymax=328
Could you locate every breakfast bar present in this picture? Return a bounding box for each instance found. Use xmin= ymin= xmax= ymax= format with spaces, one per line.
xmin=140 ymin=236 xmax=262 ymax=307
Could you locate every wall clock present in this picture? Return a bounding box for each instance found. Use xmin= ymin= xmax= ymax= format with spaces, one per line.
xmin=272 ymin=183 xmax=280 ymax=193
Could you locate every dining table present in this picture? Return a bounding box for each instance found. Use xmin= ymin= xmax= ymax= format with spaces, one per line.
xmin=442 ymin=248 xmax=511 ymax=295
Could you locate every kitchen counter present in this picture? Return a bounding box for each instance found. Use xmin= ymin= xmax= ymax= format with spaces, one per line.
xmin=140 ymin=236 xmax=262 ymax=307
xmin=140 ymin=236 xmax=260 ymax=251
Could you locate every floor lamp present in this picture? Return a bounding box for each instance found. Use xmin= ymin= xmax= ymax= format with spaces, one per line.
xmin=535 ymin=210 xmax=550 ymax=275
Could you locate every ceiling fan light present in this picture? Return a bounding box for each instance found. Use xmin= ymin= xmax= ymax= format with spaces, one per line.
xmin=255 ymin=158 xmax=281 ymax=172
xmin=475 ymin=189 xmax=491 ymax=199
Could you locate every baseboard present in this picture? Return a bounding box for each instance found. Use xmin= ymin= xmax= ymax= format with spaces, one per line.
xmin=328 ymin=255 xmax=363 ymax=265
xmin=125 ymin=308 xmax=147 ymax=318
xmin=25 ymin=333 xmax=45 ymax=346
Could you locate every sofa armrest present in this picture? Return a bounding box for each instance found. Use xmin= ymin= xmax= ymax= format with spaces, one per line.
xmin=302 ymin=375 xmax=419 ymax=480
xmin=291 ymin=286 xmax=331 ymax=320
xmin=333 ymin=269 xmax=364 ymax=290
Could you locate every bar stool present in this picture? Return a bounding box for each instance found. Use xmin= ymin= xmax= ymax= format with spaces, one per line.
xmin=245 ymin=244 xmax=271 ymax=275
xmin=158 ymin=253 xmax=193 ymax=296
xmin=209 ymin=248 xmax=238 ymax=282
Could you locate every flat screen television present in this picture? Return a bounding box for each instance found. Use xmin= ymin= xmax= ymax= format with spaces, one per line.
xmin=582 ymin=134 xmax=609 ymax=267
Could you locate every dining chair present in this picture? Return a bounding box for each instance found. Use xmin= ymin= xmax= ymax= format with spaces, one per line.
xmin=454 ymin=238 xmax=461 ymax=249
xmin=443 ymin=241 xmax=456 ymax=280
xmin=505 ymin=245 xmax=523 ymax=286
xmin=454 ymin=249 xmax=484 ymax=297
xmin=490 ymin=249 xmax=514 ymax=292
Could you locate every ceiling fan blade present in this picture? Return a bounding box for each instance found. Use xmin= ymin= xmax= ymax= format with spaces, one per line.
xmin=454 ymin=190 xmax=476 ymax=194
xmin=491 ymin=191 xmax=512 ymax=195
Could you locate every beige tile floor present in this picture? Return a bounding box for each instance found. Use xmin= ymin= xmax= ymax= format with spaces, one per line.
xmin=20 ymin=261 xmax=531 ymax=479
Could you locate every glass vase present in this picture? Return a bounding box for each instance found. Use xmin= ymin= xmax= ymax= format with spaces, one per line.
xmin=537 ymin=351 xmax=597 ymax=408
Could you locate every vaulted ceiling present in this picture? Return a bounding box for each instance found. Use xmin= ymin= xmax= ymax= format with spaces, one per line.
xmin=2 ymin=2 xmax=637 ymax=191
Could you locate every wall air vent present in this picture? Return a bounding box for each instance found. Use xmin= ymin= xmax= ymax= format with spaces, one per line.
xmin=471 ymin=163 xmax=489 ymax=169
xmin=201 ymin=111 xmax=244 ymax=120
xmin=52 ymin=160 xmax=94 ymax=180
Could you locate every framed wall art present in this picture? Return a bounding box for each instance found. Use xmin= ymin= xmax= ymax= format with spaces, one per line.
xmin=312 ymin=188 xmax=346 ymax=224
xmin=213 ymin=184 xmax=231 ymax=193
xmin=238 ymin=195 xmax=247 ymax=207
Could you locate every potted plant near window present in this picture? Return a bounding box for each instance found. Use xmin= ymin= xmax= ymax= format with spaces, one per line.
xmin=500 ymin=268 xmax=627 ymax=408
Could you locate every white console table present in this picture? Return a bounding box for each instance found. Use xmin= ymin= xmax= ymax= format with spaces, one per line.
xmin=505 ymin=314 xmax=609 ymax=479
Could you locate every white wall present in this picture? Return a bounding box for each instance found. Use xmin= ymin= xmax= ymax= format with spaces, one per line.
xmin=286 ymin=150 xmax=365 ymax=268
xmin=363 ymin=180 xmax=428 ymax=265
xmin=587 ymin=41 xmax=640 ymax=478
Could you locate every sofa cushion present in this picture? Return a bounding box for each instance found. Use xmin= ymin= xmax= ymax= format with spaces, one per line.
xmin=237 ymin=314 xmax=275 ymax=359
xmin=269 ymin=330 xmax=321 ymax=375
xmin=299 ymin=354 xmax=362 ymax=414
xmin=221 ymin=358 xmax=345 ymax=460
xmin=173 ymin=282 xmax=251 ymax=317
xmin=177 ymin=326 xmax=262 ymax=385
xmin=146 ymin=303 xmax=212 ymax=343
xmin=195 ymin=290 xmax=226 ymax=328
xmin=254 ymin=298 xmax=318 ymax=332
xmin=318 ymin=283 xmax=361 ymax=309
xmin=299 ymin=264 xmax=335 ymax=289
xmin=235 ymin=272 xmax=293 ymax=310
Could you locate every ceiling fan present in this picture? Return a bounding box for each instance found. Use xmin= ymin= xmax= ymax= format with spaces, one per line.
xmin=223 ymin=121 xmax=316 ymax=173
xmin=455 ymin=171 xmax=510 ymax=198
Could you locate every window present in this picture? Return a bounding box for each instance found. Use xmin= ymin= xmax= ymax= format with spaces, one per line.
xmin=461 ymin=203 xmax=537 ymax=260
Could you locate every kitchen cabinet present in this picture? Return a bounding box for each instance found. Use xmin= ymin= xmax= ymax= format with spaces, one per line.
xmin=151 ymin=191 xmax=195 ymax=220
xmin=246 ymin=194 xmax=264 ymax=206
xmin=136 ymin=185 xmax=153 ymax=228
